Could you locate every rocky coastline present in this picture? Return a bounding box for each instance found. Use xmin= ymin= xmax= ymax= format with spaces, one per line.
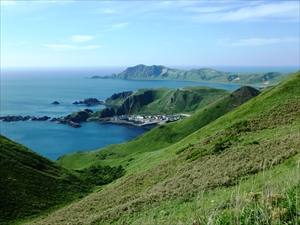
xmin=0 ymin=98 xmax=105 ymax=128
xmin=0 ymin=115 xmax=82 ymax=128
xmin=0 ymin=115 xmax=51 ymax=122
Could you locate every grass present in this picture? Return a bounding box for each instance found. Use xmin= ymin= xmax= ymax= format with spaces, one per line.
xmin=26 ymin=71 xmax=300 ymax=224
xmin=111 ymin=155 xmax=299 ymax=225
xmin=0 ymin=135 xmax=92 ymax=224
xmin=0 ymin=135 xmax=126 ymax=225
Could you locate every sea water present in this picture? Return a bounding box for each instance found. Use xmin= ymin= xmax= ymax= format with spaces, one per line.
xmin=1 ymin=67 xmax=298 ymax=161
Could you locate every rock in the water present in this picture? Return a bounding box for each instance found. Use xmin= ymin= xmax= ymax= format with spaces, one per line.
xmin=37 ymin=116 xmax=51 ymax=121
xmin=67 ymin=121 xmax=81 ymax=128
xmin=22 ymin=116 xmax=31 ymax=121
xmin=72 ymin=98 xmax=104 ymax=106
xmin=51 ymin=101 xmax=60 ymax=105
xmin=1 ymin=115 xmax=23 ymax=122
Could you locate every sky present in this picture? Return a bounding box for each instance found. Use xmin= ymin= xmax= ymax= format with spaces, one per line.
xmin=1 ymin=0 xmax=299 ymax=69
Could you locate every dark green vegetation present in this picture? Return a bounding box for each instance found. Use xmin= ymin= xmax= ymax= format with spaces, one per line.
xmin=0 ymin=135 xmax=125 ymax=224
xmin=91 ymin=64 xmax=293 ymax=86
xmin=0 ymin=135 xmax=86 ymax=224
xmin=105 ymin=91 xmax=133 ymax=107
xmin=91 ymin=86 xmax=230 ymax=119
xmin=69 ymin=108 xmax=93 ymax=123
xmin=79 ymin=165 xmax=125 ymax=186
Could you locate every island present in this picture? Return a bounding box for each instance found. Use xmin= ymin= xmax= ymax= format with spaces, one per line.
xmin=89 ymin=64 xmax=292 ymax=86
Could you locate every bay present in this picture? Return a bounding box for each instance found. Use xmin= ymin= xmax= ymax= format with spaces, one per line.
xmin=1 ymin=66 xmax=296 ymax=161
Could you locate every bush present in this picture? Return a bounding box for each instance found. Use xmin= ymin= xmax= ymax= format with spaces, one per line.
xmin=81 ymin=165 xmax=125 ymax=186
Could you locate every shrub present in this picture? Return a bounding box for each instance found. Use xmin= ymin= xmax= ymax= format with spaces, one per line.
xmin=81 ymin=165 xmax=125 ymax=186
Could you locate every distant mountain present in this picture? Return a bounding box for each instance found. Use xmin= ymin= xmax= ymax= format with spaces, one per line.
xmin=90 ymin=64 xmax=292 ymax=86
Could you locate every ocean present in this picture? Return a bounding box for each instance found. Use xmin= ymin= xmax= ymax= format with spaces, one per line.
xmin=1 ymin=66 xmax=298 ymax=161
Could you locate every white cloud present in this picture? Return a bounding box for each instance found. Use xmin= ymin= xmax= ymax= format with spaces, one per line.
xmin=93 ymin=8 xmax=118 ymax=14
xmin=185 ymin=6 xmax=229 ymax=13
xmin=0 ymin=0 xmax=17 ymax=6
xmin=190 ymin=1 xmax=299 ymax=23
xmin=106 ymin=23 xmax=129 ymax=31
xmin=231 ymin=38 xmax=298 ymax=46
xmin=41 ymin=44 xmax=101 ymax=51
xmin=71 ymin=35 xmax=95 ymax=43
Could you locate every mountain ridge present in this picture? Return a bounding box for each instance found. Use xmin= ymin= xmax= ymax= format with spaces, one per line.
xmin=90 ymin=64 xmax=292 ymax=86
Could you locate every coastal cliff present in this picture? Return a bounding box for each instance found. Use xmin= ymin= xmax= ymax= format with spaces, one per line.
xmin=91 ymin=64 xmax=292 ymax=86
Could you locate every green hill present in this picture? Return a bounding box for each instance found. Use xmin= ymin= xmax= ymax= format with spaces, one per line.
xmin=57 ymin=86 xmax=260 ymax=170
xmin=116 ymin=86 xmax=230 ymax=115
xmin=28 ymin=71 xmax=300 ymax=224
xmin=91 ymin=86 xmax=230 ymax=119
xmin=0 ymin=135 xmax=91 ymax=224
xmin=0 ymin=135 xmax=128 ymax=225
xmin=91 ymin=64 xmax=293 ymax=86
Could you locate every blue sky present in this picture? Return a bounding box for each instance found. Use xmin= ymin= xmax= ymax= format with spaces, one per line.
xmin=1 ymin=0 xmax=299 ymax=68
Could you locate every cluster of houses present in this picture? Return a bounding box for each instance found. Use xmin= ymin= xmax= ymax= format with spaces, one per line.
xmin=110 ymin=114 xmax=188 ymax=127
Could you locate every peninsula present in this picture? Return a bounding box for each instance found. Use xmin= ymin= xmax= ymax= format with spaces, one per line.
xmin=90 ymin=64 xmax=293 ymax=86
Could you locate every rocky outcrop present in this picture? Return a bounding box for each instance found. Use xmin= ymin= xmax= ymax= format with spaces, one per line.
xmin=33 ymin=116 xmax=51 ymax=121
xmin=68 ymin=121 xmax=81 ymax=128
xmin=116 ymin=90 xmax=154 ymax=115
xmin=105 ymin=91 xmax=133 ymax=102
xmin=0 ymin=114 xmax=82 ymax=128
xmin=51 ymin=101 xmax=60 ymax=105
xmin=73 ymin=98 xmax=104 ymax=107
xmin=98 ymin=108 xmax=116 ymax=118
xmin=70 ymin=109 xmax=92 ymax=123
xmin=117 ymin=65 xmax=168 ymax=79
xmin=49 ymin=117 xmax=81 ymax=128
xmin=49 ymin=109 xmax=93 ymax=128
xmin=0 ymin=115 xmax=51 ymax=122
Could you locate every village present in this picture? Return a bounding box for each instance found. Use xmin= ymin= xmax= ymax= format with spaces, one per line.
xmin=103 ymin=113 xmax=191 ymax=127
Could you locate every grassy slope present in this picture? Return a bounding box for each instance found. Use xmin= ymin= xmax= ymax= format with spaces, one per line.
xmin=0 ymin=135 xmax=90 ymax=225
xmin=29 ymin=71 xmax=300 ymax=224
xmin=93 ymin=86 xmax=229 ymax=117
xmin=57 ymin=86 xmax=258 ymax=170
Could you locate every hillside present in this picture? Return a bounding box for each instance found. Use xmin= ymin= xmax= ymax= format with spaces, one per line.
xmin=28 ymin=71 xmax=300 ymax=224
xmin=91 ymin=86 xmax=230 ymax=119
xmin=0 ymin=135 xmax=90 ymax=224
xmin=58 ymin=86 xmax=260 ymax=170
xmin=91 ymin=64 xmax=292 ymax=86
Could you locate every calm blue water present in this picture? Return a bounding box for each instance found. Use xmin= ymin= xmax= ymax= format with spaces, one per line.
xmin=0 ymin=66 xmax=297 ymax=161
